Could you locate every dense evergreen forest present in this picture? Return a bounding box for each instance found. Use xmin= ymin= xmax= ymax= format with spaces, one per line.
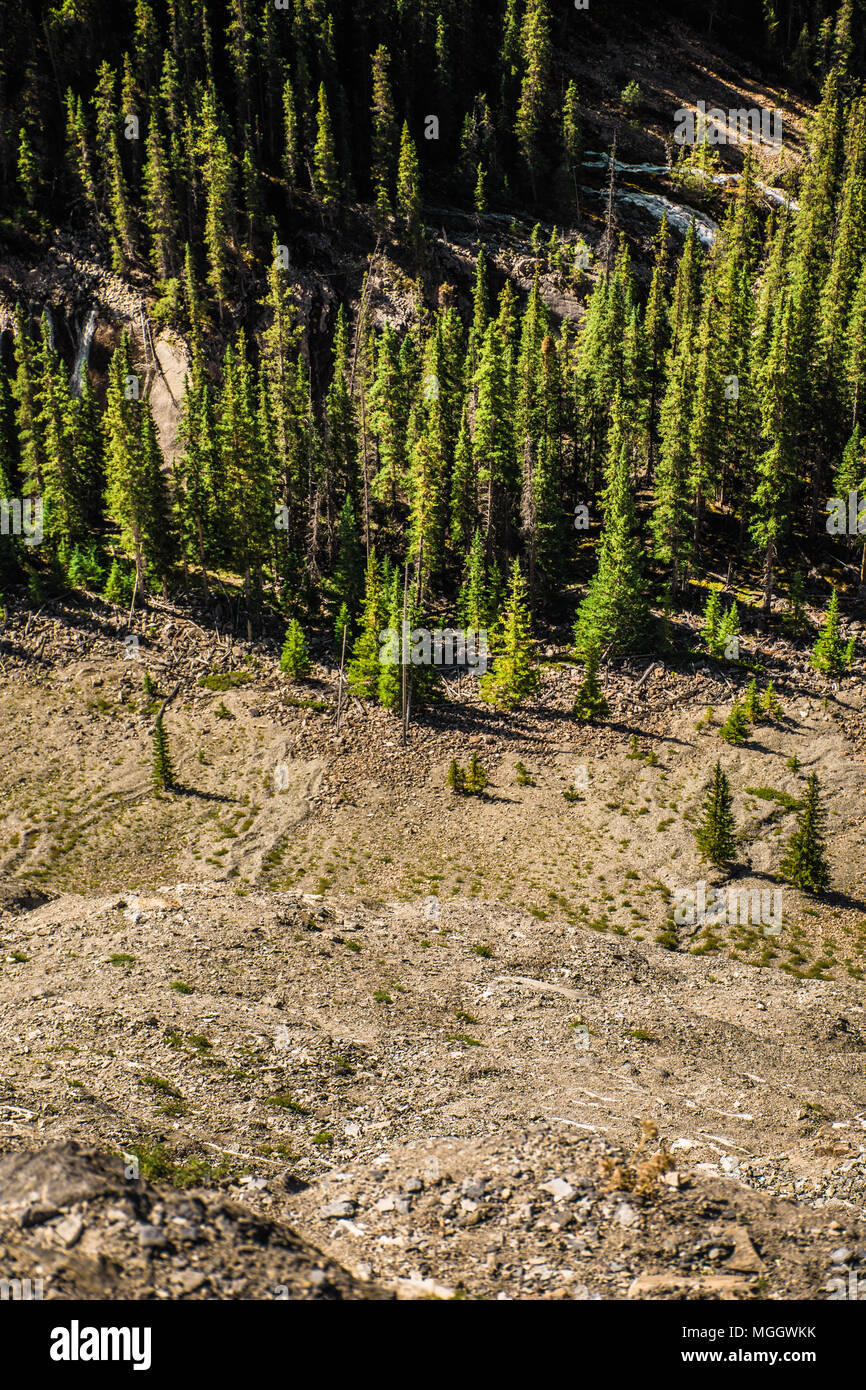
xmin=0 ymin=0 xmax=865 ymax=710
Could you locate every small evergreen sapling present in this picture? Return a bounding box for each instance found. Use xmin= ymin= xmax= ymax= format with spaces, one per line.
xmin=743 ymin=676 xmax=759 ymax=722
xmin=779 ymin=772 xmax=831 ymax=893
xmin=695 ymin=761 xmax=737 ymax=868
xmin=465 ymin=752 xmax=488 ymax=794
xmin=811 ymin=588 xmax=855 ymax=675
xmin=479 ymin=559 xmax=538 ymax=710
xmin=783 ymin=570 xmax=809 ymax=638
xmin=719 ymin=698 xmax=749 ymax=745
xmin=701 ymin=589 xmax=722 ymax=655
xmin=718 ymin=601 xmax=740 ymax=658
xmin=761 ymin=680 xmax=783 ymax=719
xmin=280 ymin=619 xmax=311 ymax=678
xmin=571 ymin=643 xmax=609 ymax=723
xmin=151 ymin=713 xmax=174 ymax=793
xmin=446 ymin=754 xmax=487 ymax=796
xmin=446 ymin=759 xmax=466 ymax=794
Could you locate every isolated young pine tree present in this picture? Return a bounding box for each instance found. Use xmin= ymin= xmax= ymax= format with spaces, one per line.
xmin=701 ymin=589 xmax=723 ymax=655
xmin=784 ymin=569 xmax=810 ymax=638
xmin=446 ymin=759 xmax=466 ymax=794
xmin=464 ymin=751 xmax=488 ymax=794
xmin=811 ymin=588 xmax=855 ymax=673
xmin=280 ymin=619 xmax=311 ymax=678
xmin=151 ymin=713 xmax=174 ymax=793
xmin=479 ymin=558 xmax=538 ymax=709
xmin=779 ymin=772 xmax=831 ymax=893
xmin=333 ymin=601 xmax=351 ymax=658
xmin=761 ymin=680 xmax=784 ymax=719
xmin=718 ymin=601 xmax=740 ymax=658
xmin=743 ymin=677 xmax=760 ymax=723
xmin=571 ymin=642 xmax=609 ymax=723
xmin=719 ymin=698 xmax=749 ymax=746
xmin=695 ymin=761 xmax=737 ymax=868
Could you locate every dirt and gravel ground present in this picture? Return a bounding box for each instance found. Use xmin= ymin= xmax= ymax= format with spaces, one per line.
xmin=1 ymin=590 xmax=865 ymax=1299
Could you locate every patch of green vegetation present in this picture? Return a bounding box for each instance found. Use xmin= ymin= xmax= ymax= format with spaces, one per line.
xmin=472 ymin=943 xmax=493 ymax=957
xmin=373 ymin=989 xmax=392 ymax=1004
xmin=263 ymin=1095 xmax=310 ymax=1114
xmin=109 ymin=953 xmax=136 ymax=966
xmin=744 ymin=786 xmax=802 ymax=811
xmin=447 ymin=1033 xmax=484 ymax=1046
xmin=198 ymin=671 xmax=253 ymax=691
xmin=138 ymin=1074 xmax=182 ymax=1098
xmin=284 ymin=695 xmax=331 ymax=712
xmin=170 ymin=980 xmax=193 ymax=994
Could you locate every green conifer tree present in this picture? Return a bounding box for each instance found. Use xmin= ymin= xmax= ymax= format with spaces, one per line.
xmin=719 ymin=698 xmax=750 ymax=745
xmin=811 ymin=587 xmax=855 ymax=673
xmin=457 ymin=528 xmax=489 ymax=630
xmin=514 ymin=0 xmax=551 ymax=198
xmin=571 ymin=642 xmax=609 ymax=723
xmin=701 ymin=589 xmax=723 ymax=656
xmin=695 ymin=761 xmax=737 ymax=867
xmin=370 ymin=46 xmax=396 ymax=216
xmin=573 ymin=436 xmax=650 ymax=656
xmin=151 ymin=713 xmax=174 ymax=792
xmin=446 ymin=759 xmax=466 ymax=794
xmin=396 ymin=121 xmax=421 ymax=246
xmin=313 ymin=84 xmax=340 ymax=208
xmin=465 ymin=751 xmax=488 ymax=794
xmin=779 ymin=772 xmax=831 ymax=893
xmin=280 ymin=618 xmax=311 ymax=678
xmin=480 ymin=558 xmax=538 ymax=709
xmin=347 ymin=551 xmax=382 ymax=698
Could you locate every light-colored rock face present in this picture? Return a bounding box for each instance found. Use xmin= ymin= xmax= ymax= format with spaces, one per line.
xmin=0 ymin=1143 xmax=389 ymax=1300
xmin=147 ymin=330 xmax=189 ymax=463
